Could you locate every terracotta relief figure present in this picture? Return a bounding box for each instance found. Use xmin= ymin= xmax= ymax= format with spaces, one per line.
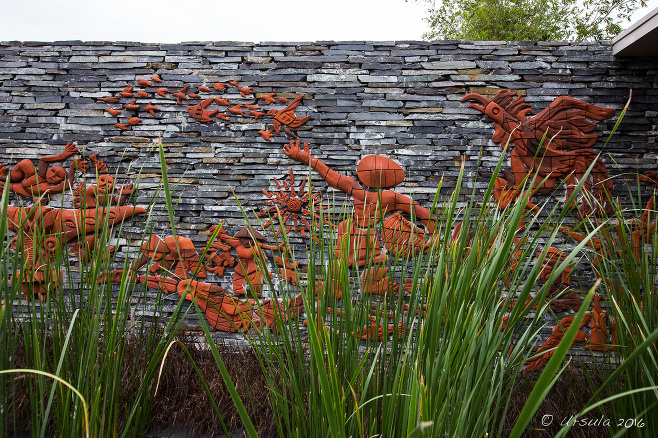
xmin=0 ymin=142 xmax=90 ymax=198
xmin=6 ymin=203 xmax=60 ymax=301
xmin=208 ymin=225 xmax=285 ymax=297
xmin=2 ymin=145 xmax=145 ymax=300
xmin=176 ymin=279 xmax=257 ymax=333
xmin=524 ymin=295 xmax=617 ymax=372
xmin=7 ymin=201 xmax=145 ymax=299
xmin=124 ymin=234 xmax=206 ymax=294
xmin=283 ymin=140 xmax=435 ymax=268
xmin=73 ymin=174 xmax=136 ymax=208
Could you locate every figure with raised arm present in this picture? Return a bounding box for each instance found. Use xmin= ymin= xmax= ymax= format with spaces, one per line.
xmin=0 ymin=142 xmax=90 ymax=198
xmin=284 ymin=140 xmax=436 ymax=297
xmin=283 ymin=139 xmax=435 ymax=268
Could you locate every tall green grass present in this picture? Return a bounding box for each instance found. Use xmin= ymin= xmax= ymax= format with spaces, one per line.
xmin=3 ymin=139 xmax=657 ymax=437
xmin=554 ymin=186 xmax=658 ymax=437
xmin=193 ymin=152 xmax=607 ymax=437
xmin=0 ymin=150 xmax=207 ymax=437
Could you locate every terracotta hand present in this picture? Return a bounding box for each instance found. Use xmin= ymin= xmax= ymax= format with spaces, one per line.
xmin=70 ymin=158 xmax=89 ymax=172
xmin=63 ymin=142 xmax=80 ymax=157
xmin=89 ymin=154 xmax=107 ymax=173
xmin=283 ymin=139 xmax=310 ymax=164
xmin=117 ymin=183 xmax=135 ymax=196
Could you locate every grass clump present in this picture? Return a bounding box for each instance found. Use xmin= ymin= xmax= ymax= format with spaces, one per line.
xmin=1 ymin=142 xmax=656 ymax=437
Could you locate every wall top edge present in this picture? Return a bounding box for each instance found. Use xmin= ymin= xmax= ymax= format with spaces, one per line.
xmin=0 ymin=40 xmax=613 ymax=47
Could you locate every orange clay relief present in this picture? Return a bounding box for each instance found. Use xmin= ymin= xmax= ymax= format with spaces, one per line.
xmin=283 ymin=139 xmax=436 ymax=268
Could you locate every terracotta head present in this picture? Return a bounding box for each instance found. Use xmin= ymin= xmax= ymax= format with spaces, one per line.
xmin=235 ymin=226 xmax=266 ymax=248
xmin=97 ymin=175 xmax=115 ymax=194
xmin=356 ymin=155 xmax=405 ymax=189
xmin=46 ymin=166 xmax=67 ymax=184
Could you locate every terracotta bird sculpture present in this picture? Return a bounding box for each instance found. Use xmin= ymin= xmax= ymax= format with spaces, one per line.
xmin=268 ymin=95 xmax=311 ymax=139
xmin=172 ymin=85 xmax=190 ymax=105
xmin=187 ymin=98 xmax=219 ymax=122
xmin=462 ymin=90 xmax=616 ymax=216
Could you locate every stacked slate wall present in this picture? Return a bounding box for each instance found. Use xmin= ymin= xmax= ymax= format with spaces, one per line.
xmin=1 ymin=40 xmax=657 ymax=350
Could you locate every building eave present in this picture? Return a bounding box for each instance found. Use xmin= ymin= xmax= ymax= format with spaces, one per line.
xmin=613 ymin=5 xmax=658 ymax=56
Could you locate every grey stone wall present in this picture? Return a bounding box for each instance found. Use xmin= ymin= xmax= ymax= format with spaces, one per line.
xmin=1 ymin=40 xmax=657 ymax=351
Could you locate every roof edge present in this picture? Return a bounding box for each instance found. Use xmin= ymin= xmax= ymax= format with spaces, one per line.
xmin=613 ymin=5 xmax=658 ymax=56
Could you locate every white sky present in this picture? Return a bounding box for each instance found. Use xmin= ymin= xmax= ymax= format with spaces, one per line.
xmin=1 ymin=0 xmax=656 ymax=43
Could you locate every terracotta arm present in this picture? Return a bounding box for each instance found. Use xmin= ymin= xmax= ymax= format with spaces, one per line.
xmin=67 ymin=161 xmax=80 ymax=184
xmin=421 ymin=217 xmax=436 ymax=234
xmin=560 ymin=227 xmax=603 ymax=251
xmin=259 ymin=242 xmax=286 ymax=251
xmin=38 ymin=142 xmax=80 ymax=176
xmin=129 ymin=253 xmax=153 ymax=272
xmin=389 ymin=192 xmax=436 ymax=233
xmin=284 ymin=140 xmax=359 ymax=196
xmin=222 ymin=234 xmax=241 ymax=249
xmin=89 ymin=154 xmax=107 ymax=173
xmin=52 ymin=159 xmax=89 ymax=193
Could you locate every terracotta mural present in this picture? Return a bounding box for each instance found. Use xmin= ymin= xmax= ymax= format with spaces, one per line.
xmin=2 ymin=86 xmax=633 ymax=356
xmin=0 ymin=142 xmax=89 ymax=199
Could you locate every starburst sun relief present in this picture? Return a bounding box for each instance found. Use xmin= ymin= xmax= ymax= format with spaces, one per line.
xmin=257 ymin=169 xmax=329 ymax=238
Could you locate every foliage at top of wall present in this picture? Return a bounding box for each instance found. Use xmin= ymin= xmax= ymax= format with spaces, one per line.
xmin=418 ymin=0 xmax=649 ymax=41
